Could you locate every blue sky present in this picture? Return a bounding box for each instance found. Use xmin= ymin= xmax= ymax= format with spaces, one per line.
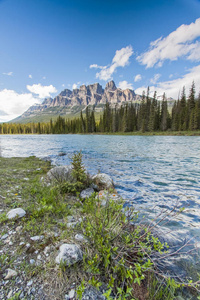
xmin=0 ymin=0 xmax=200 ymax=121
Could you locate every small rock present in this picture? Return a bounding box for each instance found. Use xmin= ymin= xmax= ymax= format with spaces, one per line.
xmin=46 ymin=166 xmax=75 ymax=184
xmin=1 ymin=234 xmax=8 ymax=240
xmin=7 ymin=208 xmax=26 ymax=219
xmin=67 ymin=222 xmax=78 ymax=228
xmin=30 ymin=235 xmax=44 ymax=241
xmin=67 ymin=215 xmax=75 ymax=222
xmin=37 ymin=254 xmax=42 ymax=260
xmin=26 ymin=243 xmax=31 ymax=248
xmin=92 ymin=173 xmax=114 ymax=190
xmin=55 ymin=244 xmax=83 ymax=266
xmin=7 ymin=290 xmax=13 ymax=298
xmin=80 ymin=188 xmax=94 ymax=199
xmin=9 ymin=241 xmax=13 ymax=246
xmin=16 ymin=226 xmax=22 ymax=232
xmin=68 ymin=289 xmax=75 ymax=298
xmin=4 ymin=269 xmax=17 ymax=280
xmin=75 ymin=234 xmax=87 ymax=242
xmin=27 ymin=280 xmax=33 ymax=286
xmin=58 ymin=152 xmax=66 ymax=156
xmin=30 ymin=259 xmax=35 ymax=265
xmin=19 ymin=242 xmax=25 ymax=246
xmin=19 ymin=292 xmax=24 ymax=299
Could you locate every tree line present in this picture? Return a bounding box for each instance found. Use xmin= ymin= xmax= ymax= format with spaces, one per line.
xmin=1 ymin=82 xmax=200 ymax=134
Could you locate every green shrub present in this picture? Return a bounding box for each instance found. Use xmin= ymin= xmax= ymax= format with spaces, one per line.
xmin=76 ymin=194 xmax=180 ymax=299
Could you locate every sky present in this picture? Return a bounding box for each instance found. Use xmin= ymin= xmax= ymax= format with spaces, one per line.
xmin=0 ymin=0 xmax=200 ymax=122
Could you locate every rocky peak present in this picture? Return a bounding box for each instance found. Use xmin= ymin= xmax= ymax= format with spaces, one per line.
xmin=105 ymin=80 xmax=116 ymax=91
xmin=88 ymin=83 xmax=104 ymax=95
xmin=59 ymin=89 xmax=72 ymax=97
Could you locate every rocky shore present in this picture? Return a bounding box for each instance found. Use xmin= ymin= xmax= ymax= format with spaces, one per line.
xmin=0 ymin=155 xmax=199 ymax=300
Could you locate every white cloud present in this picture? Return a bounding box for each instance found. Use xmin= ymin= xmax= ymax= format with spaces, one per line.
xmin=28 ymin=74 xmax=32 ymax=79
xmin=89 ymin=64 xmax=105 ymax=69
xmin=137 ymin=18 xmax=200 ymax=68
xmin=135 ymin=64 xmax=200 ymax=99
xmin=134 ymin=74 xmax=142 ymax=82
xmin=72 ymin=83 xmax=78 ymax=90
xmin=0 ymin=89 xmax=40 ymax=122
xmin=3 ymin=72 xmax=13 ymax=76
xmin=26 ymin=83 xmax=57 ymax=99
xmin=150 ymin=73 xmax=161 ymax=84
xmin=118 ymin=81 xmax=133 ymax=90
xmin=90 ymin=46 xmax=133 ymax=81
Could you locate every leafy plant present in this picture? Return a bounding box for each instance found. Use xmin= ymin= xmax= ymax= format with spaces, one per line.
xmin=77 ymin=194 xmax=177 ymax=299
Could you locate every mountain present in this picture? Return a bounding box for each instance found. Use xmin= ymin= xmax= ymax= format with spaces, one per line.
xmin=12 ymin=80 xmax=142 ymax=123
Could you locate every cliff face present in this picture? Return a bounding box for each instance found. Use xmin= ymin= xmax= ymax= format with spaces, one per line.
xmin=19 ymin=81 xmax=139 ymax=120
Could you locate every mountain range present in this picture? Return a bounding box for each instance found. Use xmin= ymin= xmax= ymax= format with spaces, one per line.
xmin=12 ymin=80 xmax=173 ymax=123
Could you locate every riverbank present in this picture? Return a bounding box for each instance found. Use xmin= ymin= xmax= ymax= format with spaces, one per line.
xmin=1 ymin=130 xmax=200 ymax=136
xmin=0 ymin=156 xmax=199 ymax=299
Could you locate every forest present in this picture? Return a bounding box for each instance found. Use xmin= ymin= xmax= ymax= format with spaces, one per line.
xmin=1 ymin=82 xmax=200 ymax=134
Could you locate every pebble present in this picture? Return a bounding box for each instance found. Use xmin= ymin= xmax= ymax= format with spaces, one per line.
xmin=67 ymin=222 xmax=78 ymax=228
xmin=7 ymin=290 xmax=13 ymax=298
xmin=4 ymin=268 xmax=17 ymax=280
xmin=1 ymin=234 xmax=8 ymax=240
xmin=27 ymin=280 xmax=33 ymax=286
xmin=30 ymin=235 xmax=44 ymax=241
xmin=68 ymin=289 xmax=75 ymax=298
xmin=30 ymin=259 xmax=35 ymax=265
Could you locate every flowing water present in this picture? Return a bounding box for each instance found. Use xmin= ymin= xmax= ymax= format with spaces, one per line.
xmin=1 ymin=134 xmax=200 ymax=283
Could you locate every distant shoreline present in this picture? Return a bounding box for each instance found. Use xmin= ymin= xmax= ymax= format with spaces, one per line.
xmin=1 ymin=130 xmax=200 ymax=136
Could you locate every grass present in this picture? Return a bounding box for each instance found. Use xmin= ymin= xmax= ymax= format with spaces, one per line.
xmin=0 ymin=155 xmax=199 ymax=299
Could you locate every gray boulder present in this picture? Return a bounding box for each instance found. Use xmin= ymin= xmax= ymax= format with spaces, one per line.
xmin=7 ymin=208 xmax=26 ymax=219
xmin=80 ymin=188 xmax=94 ymax=199
xmin=92 ymin=173 xmax=114 ymax=190
xmin=46 ymin=166 xmax=74 ymax=183
xmin=55 ymin=244 xmax=83 ymax=266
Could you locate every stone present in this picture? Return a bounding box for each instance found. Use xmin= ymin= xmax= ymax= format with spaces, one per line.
xmin=67 ymin=215 xmax=75 ymax=222
xmin=30 ymin=235 xmax=44 ymax=241
xmin=80 ymin=188 xmax=94 ymax=199
xmin=68 ymin=289 xmax=75 ymax=298
xmin=58 ymin=151 xmax=66 ymax=156
xmin=1 ymin=234 xmax=8 ymax=240
xmin=82 ymin=286 xmax=106 ymax=300
xmin=7 ymin=208 xmax=26 ymax=219
xmin=92 ymin=173 xmax=114 ymax=190
xmin=4 ymin=268 xmax=17 ymax=280
xmin=55 ymin=244 xmax=83 ymax=266
xmin=75 ymin=234 xmax=87 ymax=242
xmin=30 ymin=259 xmax=35 ymax=265
xmin=27 ymin=280 xmax=33 ymax=286
xmin=46 ymin=166 xmax=75 ymax=183
xmin=67 ymin=222 xmax=78 ymax=228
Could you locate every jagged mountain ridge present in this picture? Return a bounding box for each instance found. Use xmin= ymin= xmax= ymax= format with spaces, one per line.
xmin=13 ymin=81 xmax=142 ymax=123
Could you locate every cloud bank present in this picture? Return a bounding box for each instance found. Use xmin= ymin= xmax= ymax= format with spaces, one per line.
xmin=0 ymin=83 xmax=57 ymax=122
xmin=137 ymin=18 xmax=200 ymax=68
xmin=26 ymin=83 xmax=57 ymax=99
xmin=135 ymin=64 xmax=200 ymax=99
xmin=118 ymin=81 xmax=133 ymax=90
xmin=90 ymin=46 xmax=133 ymax=81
